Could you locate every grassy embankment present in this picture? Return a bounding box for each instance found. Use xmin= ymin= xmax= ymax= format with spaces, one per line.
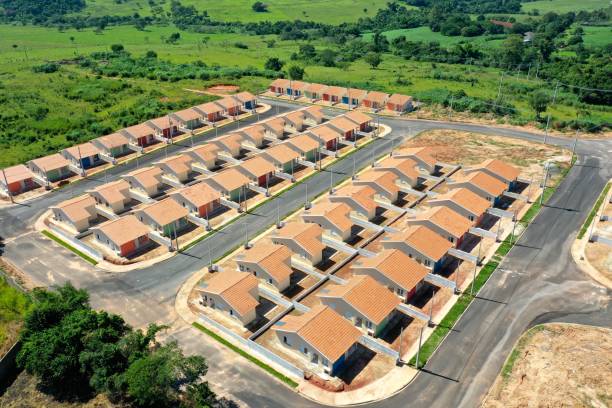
xmin=0 ymin=273 xmax=30 ymax=357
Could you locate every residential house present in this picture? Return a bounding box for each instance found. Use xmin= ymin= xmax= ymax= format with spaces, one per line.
xmin=362 ymin=91 xmax=389 ymax=110
xmin=374 ymin=156 xmax=419 ymax=187
xmin=448 ymin=171 xmax=507 ymax=205
xmin=231 ymin=91 xmax=257 ymax=110
xmin=303 ymin=83 xmax=328 ymax=101
xmin=236 ymin=243 xmax=293 ymax=291
xmin=302 ymin=201 xmax=353 ymax=241
xmin=394 ymin=147 xmax=437 ymax=174
xmin=329 ymin=185 xmax=377 ymax=220
xmin=202 ymin=168 xmax=250 ymax=202
xmin=271 ymin=222 xmax=325 ymax=266
xmin=215 ymin=97 xmax=241 ymax=117
xmin=262 ymin=117 xmax=286 ymax=140
xmin=303 ymin=105 xmax=324 ymax=126
xmin=386 ymin=94 xmax=413 ymax=113
xmin=284 ymin=111 xmax=306 ymax=133
xmin=198 ymin=271 xmax=260 ymax=325
xmin=146 ymin=115 xmax=178 ymax=140
xmin=93 ymin=133 xmax=131 ymax=159
xmin=122 ymin=166 xmax=164 ymax=198
xmin=61 ymin=142 xmax=102 ymax=170
xmin=322 ymin=86 xmax=346 ymax=104
xmin=93 ymin=215 xmax=151 ymax=257
xmin=120 ymin=123 xmax=156 ymax=147
xmin=193 ymin=102 xmax=224 ymax=123
xmin=308 ymin=125 xmax=341 ymax=150
xmin=155 ymin=154 xmax=194 ymax=184
xmin=236 ymin=156 xmax=276 ymax=187
xmin=0 ymin=164 xmax=36 ymax=196
xmin=136 ymin=198 xmax=190 ymax=238
xmin=286 ymin=133 xmax=320 ymax=162
xmin=269 ymin=78 xmax=291 ymax=95
xmin=273 ymin=305 xmax=361 ymax=376
xmin=381 ymin=225 xmax=453 ymax=272
xmin=170 ymin=108 xmax=203 ymax=130
xmin=239 ymin=125 xmax=267 ymax=148
xmin=51 ymin=195 xmax=97 ymax=233
xmin=212 ymin=133 xmax=244 ymax=158
xmin=184 ymin=144 xmax=220 ymax=171
xmin=344 ymin=111 xmax=373 ymax=132
xmin=464 ymin=159 xmax=520 ymax=189
xmin=342 ymin=88 xmax=367 ymax=108
xmin=351 ymin=249 xmax=429 ymax=301
xmin=260 ymin=144 xmax=300 ymax=175
xmin=405 ymin=206 xmax=473 ymax=247
xmin=27 ymin=154 xmax=73 ymax=183
xmin=87 ymin=180 xmax=131 ymax=215
xmin=354 ymin=170 xmax=400 ymax=202
xmin=289 ymin=81 xmax=308 ymax=98
xmin=428 ymin=188 xmax=491 ymax=224
xmin=318 ymin=275 xmax=400 ymax=337
xmin=171 ymin=182 xmax=221 ymax=218
xmin=327 ymin=116 xmax=359 ymax=141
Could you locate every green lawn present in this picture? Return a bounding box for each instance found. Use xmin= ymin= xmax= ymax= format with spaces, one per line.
xmin=0 ymin=275 xmax=30 ymax=355
xmin=582 ymin=26 xmax=612 ymax=48
xmin=363 ymin=26 xmax=505 ymax=49
xmin=521 ymin=0 xmax=609 ymax=13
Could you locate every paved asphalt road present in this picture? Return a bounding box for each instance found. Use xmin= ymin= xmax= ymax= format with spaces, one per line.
xmin=1 ymin=99 xmax=611 ymax=407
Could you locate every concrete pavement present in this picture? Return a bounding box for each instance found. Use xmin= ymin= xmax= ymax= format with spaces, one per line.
xmin=1 ymin=99 xmax=611 ymax=407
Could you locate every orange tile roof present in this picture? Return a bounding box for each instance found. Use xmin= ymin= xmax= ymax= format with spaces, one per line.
xmin=186 ymin=144 xmax=220 ymax=163
xmin=96 ymin=215 xmax=150 ymax=247
xmin=238 ymin=243 xmax=293 ymax=282
xmin=303 ymin=201 xmax=353 ymax=233
xmin=1 ymin=164 xmax=34 ymax=185
xmin=476 ymin=159 xmax=520 ymax=182
xmin=123 ymin=122 xmax=154 ymax=138
xmin=324 ymin=86 xmax=347 ymax=97
xmin=387 ymin=93 xmax=413 ymax=105
xmin=263 ymin=143 xmax=300 ymax=163
xmin=308 ymin=125 xmax=340 ymax=143
xmin=123 ymin=166 xmax=163 ymax=190
xmin=305 ymin=83 xmax=328 ymax=94
xmin=29 ymin=153 xmax=70 ymax=172
xmin=173 ymin=182 xmax=221 ymax=207
xmin=215 ymin=97 xmax=240 ymax=110
xmin=270 ymin=78 xmax=291 ymax=88
xmin=214 ymin=133 xmax=244 ymax=152
xmin=357 ymin=170 xmax=399 ymax=196
xmin=347 ymin=88 xmax=367 ymax=99
xmin=232 ymin=91 xmax=256 ymax=103
xmin=353 ymin=249 xmax=429 ymax=292
xmin=344 ymin=110 xmax=372 ymax=125
xmin=239 ymin=156 xmax=275 ymax=178
xmin=208 ymin=168 xmax=249 ymax=192
xmin=396 ymin=147 xmax=436 ymax=169
xmin=263 ymin=117 xmax=286 ymax=135
xmin=95 ymin=133 xmax=129 ymax=150
xmin=241 ymin=125 xmax=266 ymax=144
xmin=332 ymin=185 xmax=377 ymax=213
xmin=157 ymin=154 xmax=193 ymax=175
xmin=411 ymin=206 xmax=473 ymax=238
xmin=148 ymin=115 xmax=174 ymax=130
xmin=172 ymin=108 xmax=201 ymax=122
xmin=272 ymin=222 xmax=325 ymax=259
xmin=384 ymin=225 xmax=452 ymax=261
xmin=459 ymin=171 xmax=507 ymax=197
xmin=364 ymin=91 xmax=389 ymax=104
xmin=63 ymin=142 xmax=101 ymax=159
xmin=430 ymin=188 xmax=490 ymax=217
xmin=90 ymin=179 xmax=130 ymax=205
xmin=55 ymin=195 xmax=96 ymax=223
xmin=304 ymin=105 xmax=324 ymax=121
xmin=139 ymin=197 xmax=189 ymax=226
xmin=377 ymin=157 xmax=419 ymax=181
xmin=290 ymin=80 xmax=309 ymax=90
xmin=195 ymin=101 xmax=224 ymax=115
xmin=287 ymin=133 xmax=319 ymax=153
xmin=200 ymin=271 xmax=259 ymax=316
xmin=327 ymin=116 xmax=358 ymax=133
xmin=274 ymin=305 xmax=360 ymax=362
xmin=319 ymin=275 xmax=400 ymax=325
xmin=284 ymin=111 xmax=305 ymax=127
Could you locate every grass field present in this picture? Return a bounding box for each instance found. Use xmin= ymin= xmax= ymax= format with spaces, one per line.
xmin=521 ymin=0 xmax=609 ymax=13
xmin=72 ymin=0 xmax=398 ymax=24
xmin=363 ymin=26 xmax=505 ymax=49
xmin=582 ymin=25 xmax=612 ymax=48
xmin=0 ymin=275 xmax=30 ymax=356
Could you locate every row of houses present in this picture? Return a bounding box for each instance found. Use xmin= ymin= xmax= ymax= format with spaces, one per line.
xmin=197 ymin=156 xmax=521 ymax=375
xmin=268 ymin=79 xmax=413 ymax=113
xmin=0 ymin=92 xmax=258 ymax=197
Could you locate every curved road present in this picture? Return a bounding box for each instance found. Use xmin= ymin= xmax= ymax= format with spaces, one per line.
xmin=1 ymin=99 xmax=610 ymax=407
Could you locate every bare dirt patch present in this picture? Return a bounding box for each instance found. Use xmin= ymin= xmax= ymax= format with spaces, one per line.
xmin=207 ymin=84 xmax=240 ymax=95
xmin=484 ymin=323 xmax=612 ymax=408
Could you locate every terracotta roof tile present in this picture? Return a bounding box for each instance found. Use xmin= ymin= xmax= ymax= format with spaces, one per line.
xmin=95 ymin=133 xmax=129 ymax=150
xmin=308 ymin=125 xmax=341 ymax=143
xmin=344 ymin=110 xmax=372 ymax=125
xmin=475 ymin=159 xmax=520 ymax=182
xmin=287 ymin=133 xmax=319 ymax=153
xmin=232 ymin=91 xmax=256 ymax=103
xmin=195 ymin=102 xmax=224 ymax=115
xmin=272 ymin=222 xmax=325 ymax=259
xmin=207 ymin=168 xmax=249 ymax=192
xmin=458 ymin=171 xmax=507 ymax=197
xmin=383 ymin=225 xmax=452 ymax=261
xmin=396 ymin=147 xmax=436 ymax=168
xmin=324 ymin=86 xmax=347 ymax=97
xmin=387 ymin=93 xmax=412 ymax=105
xmin=332 ymin=184 xmax=377 ymax=213
xmin=172 ymin=108 xmax=201 ymax=122
xmin=327 ymin=116 xmax=358 ymax=133
xmin=263 ymin=143 xmax=300 ymax=163
xmin=200 ymin=271 xmax=259 ymax=316
xmin=377 ymin=156 xmax=419 ymax=181
xmin=157 ymin=154 xmax=193 ymax=175
xmin=123 ymin=166 xmax=163 ymax=190
xmin=2 ymin=164 xmax=34 ymax=185
xmin=238 ymin=243 xmax=293 ymax=282
xmin=352 ymin=249 xmax=429 ymax=292
xmin=430 ymin=188 xmax=490 ymax=217
xmin=239 ymin=156 xmax=275 ymax=178
xmin=172 ymin=182 xmax=220 ymax=207
xmin=364 ymin=91 xmax=389 ymax=104
xmin=55 ymin=195 xmax=96 ymax=223
xmin=90 ymin=179 xmax=130 ymax=205
xmin=63 ymin=142 xmax=101 ymax=159
xmin=270 ymin=78 xmax=291 ymax=88
xmin=356 ymin=170 xmax=399 ymax=197
xmin=302 ymin=201 xmax=353 ymax=233
xmin=305 ymin=83 xmax=328 ymax=93
xmin=410 ymin=206 xmax=473 ymax=238
xmin=215 ymin=97 xmax=240 ymax=110
xmin=139 ymin=198 xmax=189 ymax=226
xmin=123 ymin=122 xmax=154 ymax=138
xmin=186 ymin=144 xmax=220 ymax=163
xmin=96 ymin=215 xmax=150 ymax=246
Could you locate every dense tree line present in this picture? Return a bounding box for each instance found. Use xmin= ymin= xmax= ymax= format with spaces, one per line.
xmin=404 ymin=0 xmax=522 ymax=14
xmin=17 ymin=283 xmax=235 ymax=407
xmin=0 ymin=0 xmax=85 ymax=21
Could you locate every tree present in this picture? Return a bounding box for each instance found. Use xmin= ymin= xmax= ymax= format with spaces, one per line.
xmin=288 ymin=65 xmax=305 ymax=80
xmin=298 ymin=44 xmax=316 ymax=60
xmin=125 ymin=341 xmax=208 ymax=408
xmin=252 ymin=1 xmax=268 ymax=12
xmin=364 ymin=52 xmax=382 ymax=69
xmin=145 ymin=50 xmax=158 ymax=58
xmin=264 ymin=57 xmax=284 ymax=71
xmin=528 ymin=90 xmax=549 ymax=120
xmin=501 ymin=35 xmax=524 ymax=67
xmin=166 ymin=32 xmax=181 ymax=44
xmin=110 ymin=44 xmax=124 ymax=53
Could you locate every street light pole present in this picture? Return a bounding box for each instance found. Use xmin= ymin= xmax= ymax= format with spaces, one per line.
xmin=415 ymin=326 xmax=423 ymax=370
xmin=544 ymin=114 xmax=551 ymax=144
xmin=1 ymin=168 xmax=13 ymax=204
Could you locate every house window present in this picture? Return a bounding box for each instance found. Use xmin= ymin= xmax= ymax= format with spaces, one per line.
xmin=303 ymin=347 xmax=308 ymax=355
xmin=229 ymin=310 xmax=233 ymax=316
xmin=448 ymin=236 xmax=454 ymax=243
xmin=283 ymin=336 xmax=288 ymax=344
xmin=397 ymin=288 xmax=404 ymax=296
xmin=239 ymin=265 xmax=245 ymax=271
xmin=322 ymin=358 xmax=329 ymax=367
xmin=268 ymin=278 xmax=273 ymax=284
xmin=424 ymin=259 xmax=431 ymax=267
xmin=365 ymin=321 xmax=373 ymax=329
xmin=469 ymin=215 xmax=475 ymax=221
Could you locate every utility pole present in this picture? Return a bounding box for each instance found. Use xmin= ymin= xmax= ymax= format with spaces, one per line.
xmin=544 ymin=114 xmax=551 ymax=144
xmin=329 ymin=167 xmax=334 ymax=194
xmin=471 ymin=240 xmax=482 ymax=296
xmin=77 ymin=145 xmax=86 ymax=177
xmin=1 ymin=168 xmax=13 ymax=204
xmin=571 ymin=129 xmax=579 ymax=161
xmin=352 ymin=155 xmax=356 ymax=180
xmin=415 ymin=326 xmax=423 ymax=370
xmin=304 ymin=183 xmax=311 ymax=209
xmin=428 ymin=287 xmax=435 ymax=327
xmin=276 ymin=197 xmax=283 ymax=228
xmin=496 ymin=71 xmax=504 ymax=101
xmin=552 ymin=81 xmax=559 ymax=105
xmin=448 ymin=94 xmax=454 ymax=121
xmin=244 ymin=222 xmax=251 ymax=249
xmin=540 ymin=164 xmax=550 ymax=205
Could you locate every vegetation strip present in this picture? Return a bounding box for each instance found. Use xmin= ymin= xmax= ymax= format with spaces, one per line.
xmin=409 ymin=159 xmax=574 ymax=368
xmin=41 ymin=230 xmax=98 ymax=265
xmin=192 ymin=322 xmax=299 ymax=388
xmin=577 ymin=182 xmax=611 ymax=239
xmin=500 ymin=325 xmax=545 ymax=379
